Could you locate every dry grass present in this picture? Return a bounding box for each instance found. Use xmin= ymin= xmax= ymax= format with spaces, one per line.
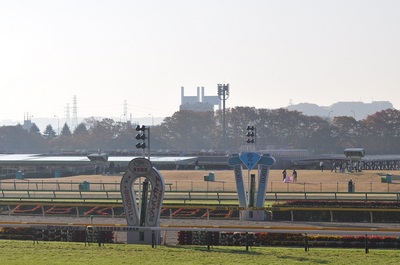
xmin=16 ymin=169 xmax=400 ymax=193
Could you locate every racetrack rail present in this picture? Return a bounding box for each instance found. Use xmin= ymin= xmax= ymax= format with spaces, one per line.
xmin=1 ymin=221 xmax=400 ymax=237
xmin=2 ymin=189 xmax=400 ymax=203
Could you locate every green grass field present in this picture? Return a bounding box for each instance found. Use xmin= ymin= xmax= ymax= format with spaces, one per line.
xmin=1 ymin=240 xmax=398 ymax=265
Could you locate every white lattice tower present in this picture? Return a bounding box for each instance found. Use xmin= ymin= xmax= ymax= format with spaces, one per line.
xmin=71 ymin=95 xmax=78 ymax=129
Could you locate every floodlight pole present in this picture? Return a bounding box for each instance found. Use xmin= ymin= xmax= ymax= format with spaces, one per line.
xmin=147 ymin=127 xmax=150 ymax=161
xmin=218 ymin=84 xmax=230 ymax=150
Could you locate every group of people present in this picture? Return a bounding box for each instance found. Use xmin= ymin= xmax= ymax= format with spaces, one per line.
xmin=331 ymin=161 xmax=344 ymax=172
xmin=320 ymin=160 xmax=346 ymax=173
xmin=282 ymin=168 xmax=298 ymax=183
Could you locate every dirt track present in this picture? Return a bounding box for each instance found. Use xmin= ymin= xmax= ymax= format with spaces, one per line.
xmin=13 ymin=169 xmax=399 ymax=192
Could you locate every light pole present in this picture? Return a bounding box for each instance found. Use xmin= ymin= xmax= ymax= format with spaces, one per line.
xmin=350 ymin=110 xmax=356 ymax=119
xmin=120 ymin=114 xmax=126 ymax=122
xmin=54 ymin=115 xmax=60 ymax=135
xmin=148 ymin=114 xmax=154 ymax=126
xmin=217 ymin=84 xmax=230 ymax=150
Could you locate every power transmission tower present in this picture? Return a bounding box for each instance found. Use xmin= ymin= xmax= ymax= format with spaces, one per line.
xmin=71 ymin=95 xmax=78 ymax=130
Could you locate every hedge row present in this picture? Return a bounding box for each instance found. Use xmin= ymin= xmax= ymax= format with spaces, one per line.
xmin=271 ymin=200 xmax=400 ymax=222
xmin=178 ymin=231 xmax=400 ymax=249
xmin=273 ymin=200 xmax=400 ymax=208
xmin=0 ymin=227 xmax=114 ymax=243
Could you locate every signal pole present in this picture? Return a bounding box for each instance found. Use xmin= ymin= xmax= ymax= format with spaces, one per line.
xmin=246 ymin=125 xmax=256 ymax=151
xmin=135 ymin=125 xmax=150 ymax=160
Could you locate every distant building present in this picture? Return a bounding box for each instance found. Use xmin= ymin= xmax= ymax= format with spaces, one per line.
xmin=22 ymin=114 xmax=33 ymax=131
xmin=287 ymin=101 xmax=393 ymax=120
xmin=180 ymin=87 xmax=221 ymax=112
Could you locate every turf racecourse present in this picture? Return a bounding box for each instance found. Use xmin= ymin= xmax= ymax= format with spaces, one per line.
xmin=2 ymin=169 xmax=400 ymax=264
xmin=1 ymin=240 xmax=398 ymax=265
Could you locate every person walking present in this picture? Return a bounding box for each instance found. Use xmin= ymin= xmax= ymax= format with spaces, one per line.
xmin=292 ymin=169 xmax=298 ymax=183
xmin=331 ymin=162 xmax=337 ymax=172
xmin=320 ymin=161 xmax=325 ymax=172
xmin=282 ymin=169 xmax=287 ymax=181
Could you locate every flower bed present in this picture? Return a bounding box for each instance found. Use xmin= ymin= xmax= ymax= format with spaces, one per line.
xmin=200 ymin=210 xmax=236 ymax=219
xmin=12 ymin=204 xmax=42 ymax=214
xmin=271 ymin=200 xmax=400 ymax=223
xmin=84 ymin=206 xmax=114 ymax=216
xmin=172 ymin=208 xmax=204 ymax=218
xmin=0 ymin=227 xmax=35 ymax=240
xmin=45 ymin=206 xmax=76 ymax=215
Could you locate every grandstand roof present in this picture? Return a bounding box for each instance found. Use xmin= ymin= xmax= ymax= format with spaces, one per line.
xmin=0 ymin=154 xmax=198 ymax=166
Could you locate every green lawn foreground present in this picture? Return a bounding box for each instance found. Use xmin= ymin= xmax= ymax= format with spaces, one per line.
xmin=0 ymin=240 xmax=399 ymax=265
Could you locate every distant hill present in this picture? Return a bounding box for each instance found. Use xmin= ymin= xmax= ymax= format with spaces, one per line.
xmin=286 ymin=101 xmax=393 ymax=120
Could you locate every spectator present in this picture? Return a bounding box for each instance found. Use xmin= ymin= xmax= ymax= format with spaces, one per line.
xmin=292 ymin=169 xmax=298 ymax=183
xmin=320 ymin=161 xmax=325 ymax=172
xmin=331 ymin=162 xmax=337 ymax=173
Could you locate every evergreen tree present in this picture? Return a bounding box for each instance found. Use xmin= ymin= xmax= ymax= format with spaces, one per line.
xmin=43 ymin=124 xmax=56 ymax=139
xmin=29 ymin=123 xmax=41 ymax=135
xmin=60 ymin=123 xmax=72 ymax=136
xmin=73 ymin=123 xmax=88 ymax=136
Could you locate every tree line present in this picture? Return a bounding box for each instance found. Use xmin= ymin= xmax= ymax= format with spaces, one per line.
xmin=0 ymin=107 xmax=399 ymax=155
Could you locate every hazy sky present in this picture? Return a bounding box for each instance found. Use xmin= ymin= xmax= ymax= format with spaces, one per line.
xmin=1 ymin=0 xmax=399 ymax=124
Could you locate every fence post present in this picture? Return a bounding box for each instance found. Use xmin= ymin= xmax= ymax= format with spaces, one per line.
xmin=304 ymin=233 xmax=309 ymax=252
xmin=245 ymin=232 xmax=249 ymax=252
xmin=207 ymin=231 xmax=211 ymax=251
xmin=152 ymin=230 xmax=156 ymax=248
